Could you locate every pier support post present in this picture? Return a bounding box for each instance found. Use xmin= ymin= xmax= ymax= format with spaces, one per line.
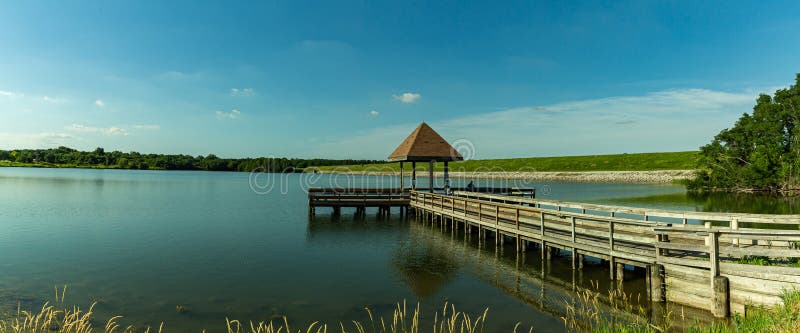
xmin=578 ymin=254 xmax=584 ymax=269
xmin=712 ymin=276 xmax=730 ymax=318
xmin=571 ymin=250 xmax=578 ymax=269
xmin=650 ymin=264 xmax=665 ymax=303
xmin=540 ymin=242 xmax=546 ymax=260
xmin=609 ymin=258 xmax=616 ymax=280
xmin=616 ymin=263 xmax=625 ymax=286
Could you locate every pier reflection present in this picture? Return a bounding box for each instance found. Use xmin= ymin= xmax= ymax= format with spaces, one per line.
xmin=391 ymin=240 xmax=458 ymax=298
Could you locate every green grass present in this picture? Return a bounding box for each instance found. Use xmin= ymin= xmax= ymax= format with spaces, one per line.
xmin=691 ymin=291 xmax=800 ymax=333
xmin=0 ymin=291 xmax=495 ymax=333
xmin=3 ymin=287 xmax=800 ymax=332
xmin=311 ymin=151 xmax=700 ymax=173
xmin=564 ymin=287 xmax=800 ymax=333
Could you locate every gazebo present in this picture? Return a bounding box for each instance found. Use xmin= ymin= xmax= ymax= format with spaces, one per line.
xmin=388 ymin=122 xmax=463 ymax=193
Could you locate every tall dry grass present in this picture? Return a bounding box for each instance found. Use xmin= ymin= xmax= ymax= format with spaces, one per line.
xmin=0 ymin=288 xmax=507 ymax=333
xmin=561 ymin=282 xmax=670 ymax=333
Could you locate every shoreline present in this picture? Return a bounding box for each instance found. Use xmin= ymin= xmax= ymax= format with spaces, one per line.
xmin=315 ymin=169 xmax=696 ymax=184
xmin=1 ymin=163 xmax=695 ymax=184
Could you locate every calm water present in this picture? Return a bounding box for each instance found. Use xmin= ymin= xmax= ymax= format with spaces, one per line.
xmin=0 ymin=168 xmax=796 ymax=331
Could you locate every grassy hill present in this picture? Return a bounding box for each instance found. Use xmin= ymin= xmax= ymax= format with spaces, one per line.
xmin=312 ymin=151 xmax=700 ymax=173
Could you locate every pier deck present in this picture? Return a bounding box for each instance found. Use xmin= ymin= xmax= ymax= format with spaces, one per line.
xmin=307 ymin=187 xmax=534 ymax=217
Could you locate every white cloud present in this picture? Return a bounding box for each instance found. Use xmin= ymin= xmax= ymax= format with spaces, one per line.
xmin=106 ymin=127 xmax=128 ymax=136
xmin=216 ymin=109 xmax=241 ymax=119
xmin=393 ymin=92 xmax=421 ymax=103
xmin=0 ymin=132 xmax=73 ymax=149
xmin=66 ymin=124 xmax=99 ymax=133
xmin=369 ymin=110 xmax=380 ymax=117
xmin=132 ymin=124 xmax=160 ymax=130
xmin=42 ymin=96 xmax=67 ymax=103
xmin=154 ymin=70 xmax=204 ymax=81
xmin=230 ymin=88 xmax=255 ymax=96
xmin=65 ymin=124 xmax=129 ymax=136
xmin=310 ymin=88 xmax=759 ymax=159
xmin=95 ymin=99 xmax=105 ymax=107
xmin=0 ymin=90 xmax=23 ymax=99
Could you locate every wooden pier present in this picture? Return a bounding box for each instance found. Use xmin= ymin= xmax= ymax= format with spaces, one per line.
xmin=308 ymin=187 xmax=410 ymax=217
xmin=408 ymin=189 xmax=800 ymax=317
xmin=307 ymin=187 xmax=534 ymax=218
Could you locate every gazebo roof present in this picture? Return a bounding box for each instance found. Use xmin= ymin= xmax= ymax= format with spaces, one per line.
xmin=388 ymin=122 xmax=463 ymax=162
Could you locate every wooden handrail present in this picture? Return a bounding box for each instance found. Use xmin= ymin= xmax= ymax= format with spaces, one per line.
xmin=453 ymin=191 xmax=800 ymax=225
xmin=412 ymin=190 xmax=671 ymax=228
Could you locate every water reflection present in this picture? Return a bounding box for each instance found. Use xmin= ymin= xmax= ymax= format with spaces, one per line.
xmin=600 ymin=191 xmax=800 ymax=215
xmin=689 ymin=192 xmax=800 ymax=214
xmin=305 ymin=212 xmax=724 ymax=330
xmin=391 ymin=239 xmax=459 ymax=298
xmin=402 ymin=218 xmax=725 ymax=330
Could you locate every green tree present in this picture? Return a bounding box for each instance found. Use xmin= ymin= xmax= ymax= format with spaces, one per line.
xmin=692 ymin=73 xmax=800 ymax=192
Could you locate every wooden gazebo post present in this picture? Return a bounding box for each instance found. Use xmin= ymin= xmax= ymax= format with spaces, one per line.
xmin=429 ymin=160 xmax=434 ymax=193
xmin=444 ymin=161 xmax=449 ymax=193
xmin=399 ymin=162 xmax=404 ymax=189
xmin=411 ymin=162 xmax=416 ymax=189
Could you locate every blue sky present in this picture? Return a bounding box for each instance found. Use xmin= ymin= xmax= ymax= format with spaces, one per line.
xmin=0 ymin=1 xmax=798 ymax=159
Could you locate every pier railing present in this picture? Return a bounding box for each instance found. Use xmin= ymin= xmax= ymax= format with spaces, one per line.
xmin=409 ymin=189 xmax=800 ymax=317
xmin=653 ymin=227 xmax=800 ymax=315
xmin=411 ymin=190 xmax=661 ymax=266
xmin=453 ymin=191 xmax=800 ymax=228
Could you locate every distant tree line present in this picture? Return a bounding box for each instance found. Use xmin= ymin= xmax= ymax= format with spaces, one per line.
xmin=690 ymin=74 xmax=800 ymax=192
xmin=0 ymin=147 xmax=381 ymax=172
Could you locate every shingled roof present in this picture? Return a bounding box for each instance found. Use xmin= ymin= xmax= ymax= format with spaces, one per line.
xmin=387 ymin=122 xmax=463 ymax=162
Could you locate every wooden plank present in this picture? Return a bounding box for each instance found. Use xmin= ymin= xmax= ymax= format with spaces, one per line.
xmin=666 ymin=276 xmax=712 ymax=298
xmin=667 ymin=290 xmax=712 ymax=311
xmin=725 ymin=274 xmax=800 ymax=296
xmin=729 ymin=289 xmax=783 ymax=308
xmin=663 ymin=264 xmax=710 ymax=283
xmin=720 ymin=262 xmax=800 ymax=280
xmin=658 ymin=256 xmax=711 ymax=269
xmin=656 ymin=242 xmax=708 ymax=253
xmin=720 ymin=263 xmax=800 ymax=282
xmin=719 ymin=246 xmax=800 ymax=258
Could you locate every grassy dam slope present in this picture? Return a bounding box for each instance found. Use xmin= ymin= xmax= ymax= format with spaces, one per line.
xmin=313 ymin=151 xmax=700 ymax=173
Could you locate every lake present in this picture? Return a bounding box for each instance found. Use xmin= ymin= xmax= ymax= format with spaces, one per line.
xmin=0 ymin=167 xmax=796 ymax=332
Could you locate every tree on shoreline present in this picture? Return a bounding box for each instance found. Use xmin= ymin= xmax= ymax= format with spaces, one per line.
xmin=0 ymin=146 xmax=381 ymax=173
xmin=691 ymin=73 xmax=800 ymax=192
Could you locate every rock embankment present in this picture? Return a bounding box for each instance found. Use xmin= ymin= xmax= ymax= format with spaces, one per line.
xmin=317 ymin=170 xmax=695 ymax=184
